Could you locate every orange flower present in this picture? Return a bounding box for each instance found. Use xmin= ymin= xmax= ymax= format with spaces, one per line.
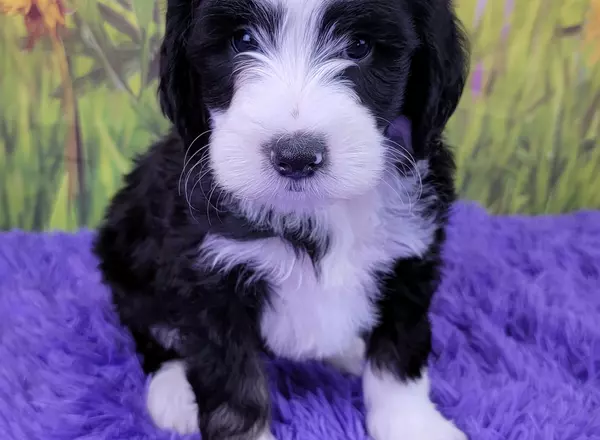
xmin=0 ymin=0 xmax=68 ymax=49
xmin=584 ymin=0 xmax=600 ymax=64
xmin=1 ymin=0 xmax=83 ymax=206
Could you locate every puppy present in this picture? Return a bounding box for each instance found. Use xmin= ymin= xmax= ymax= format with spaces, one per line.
xmin=94 ymin=0 xmax=469 ymax=439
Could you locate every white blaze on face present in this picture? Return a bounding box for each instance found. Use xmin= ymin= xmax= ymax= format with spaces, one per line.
xmin=209 ymin=0 xmax=385 ymax=212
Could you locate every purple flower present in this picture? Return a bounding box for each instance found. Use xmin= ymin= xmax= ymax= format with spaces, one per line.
xmin=471 ymin=61 xmax=484 ymax=97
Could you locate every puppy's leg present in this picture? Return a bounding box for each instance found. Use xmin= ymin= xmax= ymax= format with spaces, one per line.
xmin=186 ymin=340 xmax=274 ymax=440
xmin=135 ymin=328 xmax=200 ymax=434
xmin=364 ymin=259 xmax=466 ymax=440
xmin=137 ymin=275 xmax=274 ymax=440
xmin=146 ymin=327 xmax=274 ymax=440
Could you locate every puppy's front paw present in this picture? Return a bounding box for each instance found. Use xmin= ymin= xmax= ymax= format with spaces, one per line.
xmin=366 ymin=405 xmax=466 ymax=440
xmin=147 ymin=360 xmax=277 ymax=440
xmin=364 ymin=366 xmax=466 ymax=440
xmin=256 ymin=430 xmax=277 ymax=440
xmin=146 ymin=360 xmax=199 ymax=434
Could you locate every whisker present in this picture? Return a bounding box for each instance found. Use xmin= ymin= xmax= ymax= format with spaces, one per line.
xmin=183 ymin=148 xmax=210 ymax=210
xmin=215 ymin=188 xmax=229 ymax=215
xmin=179 ymin=130 xmax=212 ymax=196
xmin=206 ymin=181 xmax=224 ymax=226
xmin=383 ymin=138 xmax=423 ymax=203
xmin=382 ymin=176 xmax=413 ymax=212
xmin=197 ymin=162 xmax=215 ymax=206
xmin=180 ymin=144 xmax=210 ymax=197
xmin=375 ymin=116 xmax=394 ymax=126
xmin=195 ymin=156 xmax=224 ymax=218
xmin=183 ymin=141 xmax=210 ymax=173
xmin=390 ymin=164 xmax=424 ymax=213
xmin=384 ymin=168 xmax=417 ymax=212
xmin=183 ymin=129 xmax=212 ymax=165
xmin=384 ymin=138 xmax=417 ymax=164
xmin=187 ymin=175 xmax=203 ymax=222
xmin=186 ymin=164 xmax=213 ymax=214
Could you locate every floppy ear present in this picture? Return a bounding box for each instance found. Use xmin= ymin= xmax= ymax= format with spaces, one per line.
xmin=402 ymin=0 xmax=469 ymax=147
xmin=158 ymin=0 xmax=205 ymax=142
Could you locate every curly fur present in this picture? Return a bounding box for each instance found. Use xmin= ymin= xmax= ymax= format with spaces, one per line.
xmin=93 ymin=0 xmax=470 ymax=439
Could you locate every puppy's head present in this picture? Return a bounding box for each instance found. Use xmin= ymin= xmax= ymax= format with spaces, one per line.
xmin=159 ymin=0 xmax=468 ymax=214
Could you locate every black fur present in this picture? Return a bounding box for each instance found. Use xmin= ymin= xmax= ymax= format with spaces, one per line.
xmin=94 ymin=0 xmax=469 ymax=439
xmin=94 ymin=135 xmax=274 ymax=439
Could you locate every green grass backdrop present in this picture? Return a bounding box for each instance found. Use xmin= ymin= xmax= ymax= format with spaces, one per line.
xmin=1 ymin=0 xmax=599 ymax=230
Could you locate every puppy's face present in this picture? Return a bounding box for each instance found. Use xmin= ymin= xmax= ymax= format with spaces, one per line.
xmin=185 ymin=0 xmax=418 ymax=212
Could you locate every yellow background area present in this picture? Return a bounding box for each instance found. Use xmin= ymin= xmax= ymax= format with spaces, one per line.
xmin=0 ymin=0 xmax=599 ymax=230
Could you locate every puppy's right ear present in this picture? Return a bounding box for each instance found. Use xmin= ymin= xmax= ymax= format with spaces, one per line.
xmin=158 ymin=0 xmax=205 ymax=142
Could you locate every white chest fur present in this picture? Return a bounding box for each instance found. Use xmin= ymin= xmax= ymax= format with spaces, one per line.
xmin=198 ymin=168 xmax=435 ymax=361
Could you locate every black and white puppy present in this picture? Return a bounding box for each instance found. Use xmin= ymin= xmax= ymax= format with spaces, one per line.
xmin=94 ymin=0 xmax=469 ymax=439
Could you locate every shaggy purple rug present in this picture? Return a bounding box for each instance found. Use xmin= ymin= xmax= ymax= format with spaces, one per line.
xmin=1 ymin=202 xmax=599 ymax=440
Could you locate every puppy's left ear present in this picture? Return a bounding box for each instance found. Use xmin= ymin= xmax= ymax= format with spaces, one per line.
xmin=158 ymin=0 xmax=205 ymax=143
xmin=402 ymin=0 xmax=470 ymax=147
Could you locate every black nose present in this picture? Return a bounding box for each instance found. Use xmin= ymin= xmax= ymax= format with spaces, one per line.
xmin=268 ymin=133 xmax=327 ymax=179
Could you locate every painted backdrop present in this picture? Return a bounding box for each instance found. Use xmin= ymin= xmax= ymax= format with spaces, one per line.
xmin=0 ymin=0 xmax=599 ymax=230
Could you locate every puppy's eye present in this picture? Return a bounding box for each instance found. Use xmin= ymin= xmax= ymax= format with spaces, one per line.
xmin=232 ymin=29 xmax=259 ymax=53
xmin=345 ymin=37 xmax=372 ymax=60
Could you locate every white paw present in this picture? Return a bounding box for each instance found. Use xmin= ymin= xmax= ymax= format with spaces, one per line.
xmin=146 ymin=360 xmax=199 ymax=434
xmin=364 ymin=366 xmax=466 ymax=440
xmin=326 ymin=338 xmax=366 ymax=376
xmin=257 ymin=429 xmax=277 ymax=440
xmin=367 ymin=405 xmax=466 ymax=440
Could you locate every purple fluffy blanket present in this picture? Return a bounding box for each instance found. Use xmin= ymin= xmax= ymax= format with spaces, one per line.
xmin=1 ymin=202 xmax=600 ymax=440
